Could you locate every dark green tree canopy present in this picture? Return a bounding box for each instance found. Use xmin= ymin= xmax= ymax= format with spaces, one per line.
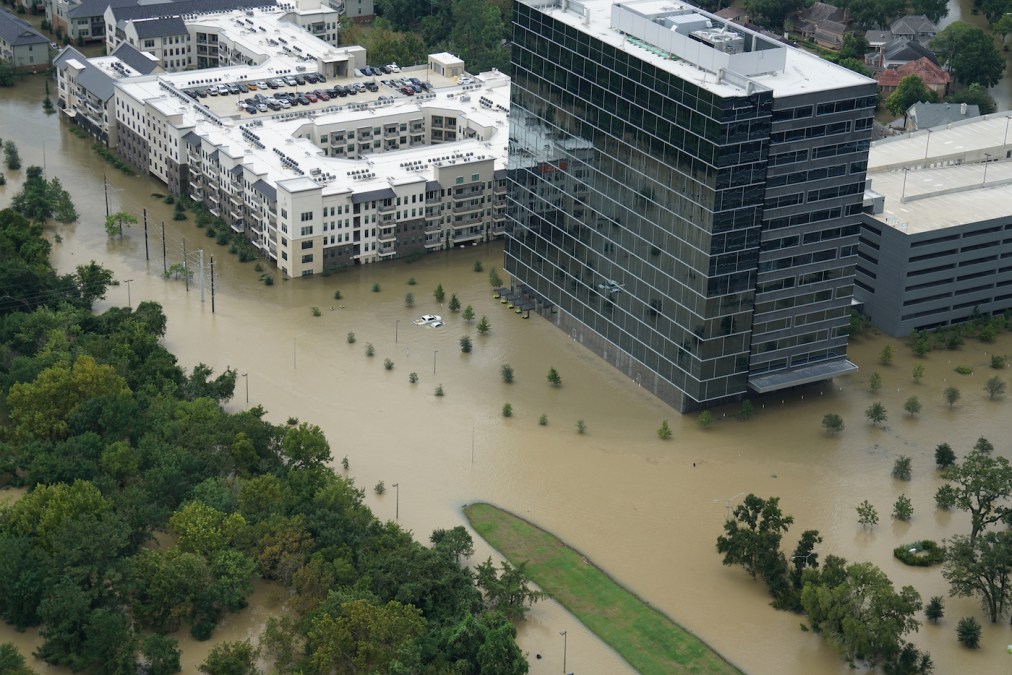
xmin=931 ymin=22 xmax=1006 ymax=88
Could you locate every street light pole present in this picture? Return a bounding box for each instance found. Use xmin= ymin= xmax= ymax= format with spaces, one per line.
xmin=392 ymin=483 xmax=399 ymax=520
xmin=242 ymin=372 xmax=248 ymax=404
xmin=560 ymin=630 xmax=567 ymax=674
xmin=900 ymin=167 xmax=909 ymax=203
xmin=395 ymin=319 xmax=399 ymax=344
xmin=124 ymin=279 xmax=133 ymax=309
xmin=983 ymin=153 xmax=992 ymax=184
xmin=714 ymin=492 xmax=745 ymax=518
xmin=923 ymin=128 xmax=931 ymax=162
xmin=433 ymin=350 xmax=438 ymax=375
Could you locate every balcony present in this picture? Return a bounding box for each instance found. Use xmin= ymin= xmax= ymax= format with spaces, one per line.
xmin=425 ymin=195 xmax=440 ymax=204
xmin=424 ymin=237 xmax=443 ymax=249
xmin=378 ymin=230 xmax=396 ymax=244
xmin=378 ymin=245 xmax=397 ymax=257
xmin=452 ymin=201 xmax=481 ymax=215
xmin=451 ymin=230 xmax=483 ymax=245
xmin=377 ymin=202 xmax=395 ymax=213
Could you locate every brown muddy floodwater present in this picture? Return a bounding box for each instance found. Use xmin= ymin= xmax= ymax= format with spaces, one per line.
xmin=3 ymin=76 xmax=1012 ymax=675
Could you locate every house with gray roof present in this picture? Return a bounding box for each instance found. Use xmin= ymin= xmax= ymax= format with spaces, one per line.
xmin=794 ymin=2 xmax=849 ymax=49
xmin=889 ymin=15 xmax=936 ymax=43
xmin=866 ymin=37 xmax=936 ymax=70
xmin=49 ymin=0 xmax=136 ymax=45
xmin=0 ymin=8 xmax=51 ymax=72
xmin=905 ymin=101 xmax=980 ymax=131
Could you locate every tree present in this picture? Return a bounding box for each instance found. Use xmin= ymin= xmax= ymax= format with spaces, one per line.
xmin=912 ymin=0 xmax=948 ymax=21
xmin=11 ymin=166 xmax=78 ymax=224
xmin=462 ymin=305 xmax=475 ymax=322
xmin=104 ymin=211 xmax=138 ymax=238
xmin=4 ymin=140 xmax=20 ymax=170
xmin=280 ymin=422 xmax=332 ymax=469
xmin=893 ymin=494 xmax=913 ymax=521
xmin=857 ymin=500 xmax=879 ymax=529
xmin=0 ymin=642 xmax=36 ymax=675
xmin=434 ymin=283 xmax=445 ymax=303
xmin=657 ymin=420 xmax=672 ymax=440
xmin=307 ymin=600 xmax=425 ymax=674
xmin=716 ymin=494 xmax=794 ymax=581
xmin=800 ymin=557 xmax=922 ymax=668
xmin=460 ymin=335 xmax=473 ymax=353
xmin=935 ymin=442 xmax=956 ymax=469
xmin=743 ymin=0 xmax=806 ymax=29
xmin=474 ymin=558 xmax=547 ymax=620
xmin=879 ymin=345 xmax=894 ymax=365
xmin=913 ymin=364 xmax=925 ymax=383
xmin=931 ymin=22 xmax=1006 ymax=88
xmin=866 ymin=402 xmax=887 ymax=426
xmin=448 ymin=293 xmax=461 ymax=312
xmin=985 ymin=376 xmax=1006 ymax=400
xmin=199 ymin=640 xmax=259 ymax=675
xmin=904 ymin=396 xmax=922 ymax=416
xmin=740 ymin=399 xmax=753 ymax=421
xmin=405 ymin=292 xmax=414 ymax=307
xmin=546 ymin=367 xmax=561 ymax=386
xmin=886 ymin=75 xmax=938 ymax=116
xmin=142 ymin=634 xmax=182 ymax=675
xmin=839 ymin=31 xmax=869 ymax=59
xmin=500 ymin=364 xmax=514 ymax=383
xmin=943 ymin=386 xmax=961 ymax=408
xmin=995 ymin=13 xmax=1012 ymax=46
xmin=430 ymin=525 xmax=474 ymax=563
xmin=944 ymin=532 xmax=1012 ymax=623
xmin=892 ymin=456 xmax=912 ymax=481
xmin=957 ymin=616 xmax=982 ymax=648
xmin=488 ymin=268 xmax=502 ymax=288
xmin=822 ymin=413 xmax=844 ymax=435
xmin=937 ymin=442 xmax=1012 ymax=538
xmin=946 ymin=83 xmax=998 ymax=115
xmin=869 ymin=372 xmax=882 ymax=393
xmin=476 ymin=316 xmax=490 ymax=335
xmin=925 ymin=596 xmax=944 ymax=623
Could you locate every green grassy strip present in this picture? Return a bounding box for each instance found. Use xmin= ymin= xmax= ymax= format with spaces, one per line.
xmin=464 ymin=502 xmax=740 ymax=675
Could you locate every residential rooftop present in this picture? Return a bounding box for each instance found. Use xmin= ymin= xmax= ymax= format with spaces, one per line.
xmin=523 ymin=0 xmax=872 ymax=99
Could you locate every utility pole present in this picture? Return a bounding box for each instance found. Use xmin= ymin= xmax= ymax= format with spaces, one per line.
xmin=161 ymin=222 xmax=167 ymax=275
xmin=183 ymin=238 xmax=189 ymax=292
xmin=198 ymin=249 xmax=205 ymax=303
xmin=104 ymin=173 xmax=110 ymax=218
xmin=143 ymin=209 xmax=150 ymax=261
xmin=210 ymin=255 xmax=216 ymax=314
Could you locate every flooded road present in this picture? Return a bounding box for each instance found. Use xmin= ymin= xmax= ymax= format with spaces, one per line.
xmin=3 ymin=76 xmax=1012 ymax=674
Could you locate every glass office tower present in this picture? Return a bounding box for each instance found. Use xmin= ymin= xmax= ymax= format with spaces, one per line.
xmin=505 ymin=0 xmax=876 ymax=411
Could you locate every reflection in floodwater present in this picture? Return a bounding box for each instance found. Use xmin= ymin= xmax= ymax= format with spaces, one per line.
xmin=1 ymin=75 xmax=1010 ymax=675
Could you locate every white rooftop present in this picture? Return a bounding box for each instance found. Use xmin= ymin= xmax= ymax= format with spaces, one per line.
xmin=868 ymin=110 xmax=1012 ymax=172
xmin=527 ymin=0 xmax=872 ymax=98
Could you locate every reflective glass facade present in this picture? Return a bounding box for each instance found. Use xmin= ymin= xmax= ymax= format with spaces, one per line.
xmin=505 ymin=0 xmax=875 ymax=411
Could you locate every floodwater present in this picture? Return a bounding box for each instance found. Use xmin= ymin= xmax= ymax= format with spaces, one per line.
xmin=2 ymin=76 xmax=1012 ymax=675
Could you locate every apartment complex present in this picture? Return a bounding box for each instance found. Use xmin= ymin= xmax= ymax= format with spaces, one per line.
xmin=0 ymin=8 xmax=50 ymax=72
xmin=505 ymin=0 xmax=876 ymax=412
xmin=855 ymin=113 xmax=1012 ymax=336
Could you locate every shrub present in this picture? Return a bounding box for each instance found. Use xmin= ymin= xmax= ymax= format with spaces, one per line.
xmin=991 ymin=354 xmax=1006 ymax=369
xmin=657 ymin=420 xmax=672 ymax=440
xmin=955 ymin=365 xmax=973 ymax=375
xmin=538 ymin=414 xmax=548 ymax=426
xmin=263 ymin=275 xmax=274 ymax=286
xmin=372 ymin=283 xmax=381 ymax=292
xmin=925 ymin=596 xmax=944 ymax=622
xmin=406 ymin=277 xmax=416 ymax=285
xmin=501 ymin=364 xmax=514 ymax=383
xmin=409 ymin=372 xmax=418 ymax=384
xmin=374 ymin=481 xmax=385 ymax=495
xmin=346 ymin=331 xmax=356 ymax=344
xmin=365 ymin=343 xmax=374 ymax=357
xmin=892 ymin=494 xmax=913 ymax=521
xmin=333 ymin=290 xmax=342 ymax=300
xmin=448 ymin=294 xmax=461 ymax=312
xmin=502 ymin=403 xmax=513 ymax=417
xmin=697 ymin=410 xmax=713 ymax=429
xmin=341 ymin=456 xmax=349 ymax=471
xmin=892 ymin=456 xmax=912 ymax=481
xmin=434 ymin=284 xmax=445 ymax=303
xmin=435 ymin=384 xmax=445 ymax=397
xmin=311 ymin=306 xmax=321 ymax=317
xmin=405 ymin=292 xmax=414 ymax=307
xmin=459 ymin=336 xmax=472 ymax=353
xmin=547 ymin=367 xmax=561 ymax=386
xmin=384 ymin=358 xmax=394 ymax=371
xmin=935 ymin=443 xmax=955 ymax=469
xmin=822 ymin=413 xmax=844 ymax=435
xmin=869 ymin=372 xmax=882 ymax=393
xmin=477 ymin=316 xmax=490 ymax=335
xmin=740 ymin=400 xmax=753 ymax=421
xmin=576 ymin=419 xmax=586 ymax=434
xmin=893 ymin=540 xmax=945 ymax=567
xmin=957 ymin=616 xmax=981 ymax=649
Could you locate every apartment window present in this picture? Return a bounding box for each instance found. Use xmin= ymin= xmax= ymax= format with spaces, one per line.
xmin=456 ymin=176 xmax=464 ymax=185
xmin=471 ymin=173 xmax=479 ymax=182
xmin=302 ymin=254 xmax=314 ymax=263
xmin=301 ymin=240 xmax=313 ymax=249
xmin=301 ymin=212 xmax=313 ymax=222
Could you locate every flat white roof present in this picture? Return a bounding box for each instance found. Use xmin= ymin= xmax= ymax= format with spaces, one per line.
xmin=868 ymin=110 xmax=1012 ymax=171
xmin=528 ymin=0 xmax=871 ymax=98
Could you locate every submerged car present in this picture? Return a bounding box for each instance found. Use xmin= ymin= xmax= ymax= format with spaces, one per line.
xmin=413 ymin=314 xmax=442 ymax=325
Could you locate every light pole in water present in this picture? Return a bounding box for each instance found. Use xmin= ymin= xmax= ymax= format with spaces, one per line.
xmin=714 ymin=492 xmax=745 ymax=518
xmin=392 ymin=483 xmax=399 ymax=520
xmin=124 ymin=279 xmax=133 ymax=309
xmin=433 ymin=350 xmax=438 ymax=375
xmin=560 ymin=630 xmax=567 ymax=674
xmin=395 ymin=319 xmax=399 ymax=344
xmin=241 ymin=372 xmax=248 ymax=404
